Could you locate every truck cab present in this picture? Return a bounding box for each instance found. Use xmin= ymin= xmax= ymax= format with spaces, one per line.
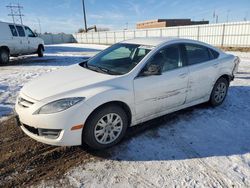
xmin=0 ymin=21 xmax=44 ymax=65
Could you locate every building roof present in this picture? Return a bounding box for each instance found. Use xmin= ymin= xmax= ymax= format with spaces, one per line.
xmin=137 ymin=19 xmax=191 ymax=24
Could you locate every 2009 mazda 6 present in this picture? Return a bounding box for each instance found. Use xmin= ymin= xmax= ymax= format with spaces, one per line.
xmin=15 ymin=37 xmax=240 ymax=149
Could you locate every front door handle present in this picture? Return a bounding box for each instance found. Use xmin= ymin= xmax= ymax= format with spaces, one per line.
xmin=213 ymin=63 xmax=219 ymax=68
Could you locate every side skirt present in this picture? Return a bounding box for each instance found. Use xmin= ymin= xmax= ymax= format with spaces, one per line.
xmin=131 ymin=96 xmax=209 ymax=126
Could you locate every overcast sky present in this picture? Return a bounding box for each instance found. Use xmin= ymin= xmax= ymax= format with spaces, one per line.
xmin=0 ymin=0 xmax=249 ymax=34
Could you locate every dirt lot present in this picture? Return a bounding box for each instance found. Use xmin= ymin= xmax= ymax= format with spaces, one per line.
xmin=0 ymin=116 xmax=93 ymax=187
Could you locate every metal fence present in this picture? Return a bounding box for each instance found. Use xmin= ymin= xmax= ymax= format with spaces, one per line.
xmin=73 ymin=21 xmax=250 ymax=47
xmin=39 ymin=33 xmax=76 ymax=44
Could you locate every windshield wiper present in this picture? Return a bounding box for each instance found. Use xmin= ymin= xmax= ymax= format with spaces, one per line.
xmin=87 ymin=65 xmax=109 ymax=74
xmin=87 ymin=65 xmax=120 ymax=75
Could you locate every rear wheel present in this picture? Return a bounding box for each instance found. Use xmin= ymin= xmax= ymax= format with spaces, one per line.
xmin=83 ymin=105 xmax=128 ymax=150
xmin=0 ymin=48 xmax=10 ymax=65
xmin=209 ymin=77 xmax=229 ymax=106
xmin=37 ymin=45 xmax=44 ymax=57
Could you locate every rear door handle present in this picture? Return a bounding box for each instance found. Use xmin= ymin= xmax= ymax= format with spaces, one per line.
xmin=179 ymin=73 xmax=187 ymax=78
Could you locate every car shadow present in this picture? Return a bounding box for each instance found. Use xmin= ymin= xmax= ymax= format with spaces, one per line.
xmin=85 ymin=85 xmax=250 ymax=161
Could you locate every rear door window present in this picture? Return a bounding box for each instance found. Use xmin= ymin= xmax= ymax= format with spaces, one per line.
xmin=9 ymin=25 xmax=18 ymax=36
xmin=16 ymin=26 xmax=26 ymax=37
xmin=185 ymin=44 xmax=211 ymax=65
xmin=209 ymin=49 xmax=220 ymax=59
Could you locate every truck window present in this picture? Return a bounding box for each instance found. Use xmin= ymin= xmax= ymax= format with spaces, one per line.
xmin=16 ymin=26 xmax=26 ymax=37
xmin=9 ymin=25 xmax=18 ymax=36
xmin=24 ymin=26 xmax=35 ymax=37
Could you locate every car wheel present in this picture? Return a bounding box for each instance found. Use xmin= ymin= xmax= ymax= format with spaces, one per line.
xmin=37 ymin=45 xmax=44 ymax=57
xmin=0 ymin=48 xmax=10 ymax=65
xmin=83 ymin=105 xmax=128 ymax=150
xmin=210 ymin=77 xmax=229 ymax=107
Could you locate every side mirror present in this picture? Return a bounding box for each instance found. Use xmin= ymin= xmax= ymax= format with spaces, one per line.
xmin=142 ymin=63 xmax=162 ymax=76
xmin=34 ymin=33 xmax=38 ymax=37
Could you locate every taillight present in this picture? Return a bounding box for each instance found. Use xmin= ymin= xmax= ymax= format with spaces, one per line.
xmin=233 ymin=56 xmax=240 ymax=75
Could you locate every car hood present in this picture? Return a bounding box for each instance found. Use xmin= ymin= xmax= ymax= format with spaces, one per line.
xmin=21 ymin=64 xmax=115 ymax=101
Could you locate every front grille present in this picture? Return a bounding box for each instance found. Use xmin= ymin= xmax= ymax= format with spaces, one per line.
xmin=22 ymin=124 xmax=61 ymax=139
xmin=18 ymin=97 xmax=34 ymax=108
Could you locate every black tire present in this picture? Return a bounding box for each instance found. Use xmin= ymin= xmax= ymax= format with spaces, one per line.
xmin=83 ymin=104 xmax=128 ymax=150
xmin=209 ymin=77 xmax=229 ymax=107
xmin=37 ymin=45 xmax=44 ymax=57
xmin=0 ymin=48 xmax=10 ymax=65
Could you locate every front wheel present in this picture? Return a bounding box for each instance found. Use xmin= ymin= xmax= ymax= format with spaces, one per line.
xmin=37 ymin=45 xmax=44 ymax=57
xmin=0 ymin=48 xmax=10 ymax=65
xmin=209 ymin=77 xmax=229 ymax=107
xmin=83 ymin=105 xmax=128 ymax=150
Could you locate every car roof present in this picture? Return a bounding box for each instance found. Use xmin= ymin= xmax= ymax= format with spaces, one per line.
xmin=120 ymin=37 xmax=177 ymax=46
xmin=120 ymin=37 xmax=223 ymax=53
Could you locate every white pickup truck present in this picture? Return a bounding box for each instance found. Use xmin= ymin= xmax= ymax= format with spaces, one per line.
xmin=0 ymin=21 xmax=44 ymax=65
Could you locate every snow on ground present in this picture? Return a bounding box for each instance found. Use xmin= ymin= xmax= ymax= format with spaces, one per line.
xmin=1 ymin=44 xmax=250 ymax=187
xmin=0 ymin=43 xmax=108 ymax=122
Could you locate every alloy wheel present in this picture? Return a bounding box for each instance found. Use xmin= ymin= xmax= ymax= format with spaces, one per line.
xmin=94 ymin=113 xmax=123 ymax=144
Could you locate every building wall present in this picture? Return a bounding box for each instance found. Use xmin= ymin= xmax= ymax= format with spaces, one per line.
xmin=137 ymin=21 xmax=166 ymax=29
xmin=73 ymin=21 xmax=250 ymax=47
xmin=136 ymin=19 xmax=209 ymax=29
xmin=39 ymin=33 xmax=76 ymax=44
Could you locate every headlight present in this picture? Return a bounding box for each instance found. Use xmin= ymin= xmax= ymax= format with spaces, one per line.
xmin=35 ymin=97 xmax=85 ymax=114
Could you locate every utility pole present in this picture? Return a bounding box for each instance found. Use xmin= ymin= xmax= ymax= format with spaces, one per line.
xmin=6 ymin=3 xmax=24 ymax=25
xmin=82 ymin=0 xmax=88 ymax=32
xmin=216 ymin=15 xmax=219 ymax=23
xmin=37 ymin=18 xmax=42 ymax=34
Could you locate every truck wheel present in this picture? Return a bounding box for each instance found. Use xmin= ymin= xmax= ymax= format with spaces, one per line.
xmin=37 ymin=45 xmax=44 ymax=57
xmin=83 ymin=105 xmax=128 ymax=150
xmin=0 ymin=48 xmax=10 ymax=65
xmin=209 ymin=77 xmax=229 ymax=107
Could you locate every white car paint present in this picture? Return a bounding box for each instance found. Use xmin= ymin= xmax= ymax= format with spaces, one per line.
xmin=15 ymin=37 xmax=239 ymax=146
xmin=0 ymin=21 xmax=44 ymax=57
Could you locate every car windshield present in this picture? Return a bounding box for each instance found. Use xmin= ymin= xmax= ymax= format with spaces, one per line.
xmin=82 ymin=43 xmax=153 ymax=75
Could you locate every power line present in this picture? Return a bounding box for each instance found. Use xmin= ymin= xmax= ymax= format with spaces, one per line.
xmin=6 ymin=3 xmax=24 ymax=25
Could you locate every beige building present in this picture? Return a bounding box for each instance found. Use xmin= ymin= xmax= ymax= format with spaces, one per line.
xmin=136 ymin=19 xmax=209 ymax=29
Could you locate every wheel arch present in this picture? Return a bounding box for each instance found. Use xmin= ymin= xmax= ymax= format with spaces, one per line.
xmin=84 ymin=100 xmax=132 ymax=128
xmin=217 ymin=74 xmax=232 ymax=84
xmin=0 ymin=46 xmax=10 ymax=53
xmin=38 ymin=44 xmax=44 ymax=51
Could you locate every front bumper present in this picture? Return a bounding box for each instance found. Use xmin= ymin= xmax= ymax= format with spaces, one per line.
xmin=15 ymin=93 xmax=92 ymax=146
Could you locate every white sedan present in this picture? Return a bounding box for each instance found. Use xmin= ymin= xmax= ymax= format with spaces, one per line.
xmin=15 ymin=37 xmax=240 ymax=149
